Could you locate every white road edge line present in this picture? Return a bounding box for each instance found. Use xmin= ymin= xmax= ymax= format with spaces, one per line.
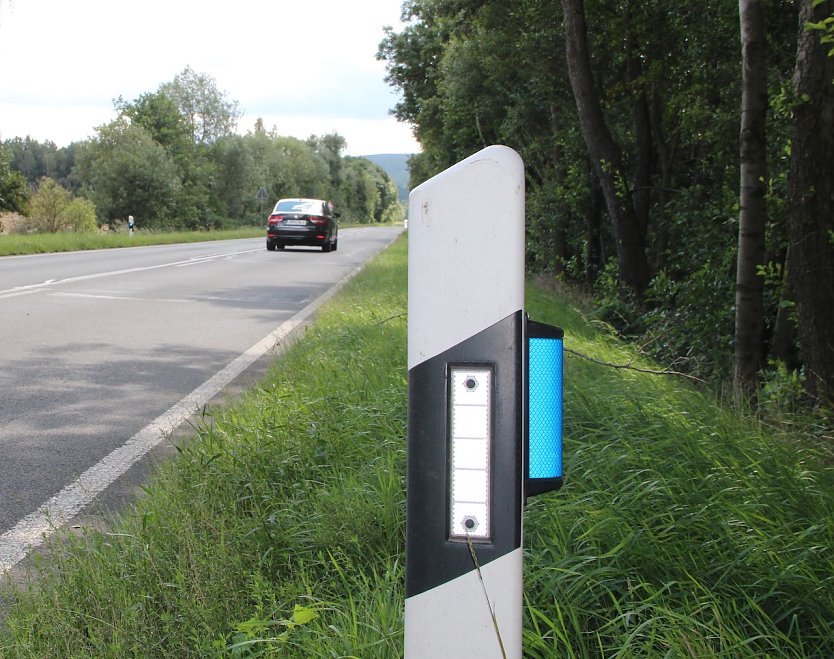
xmin=0 ymin=255 xmax=369 ymax=574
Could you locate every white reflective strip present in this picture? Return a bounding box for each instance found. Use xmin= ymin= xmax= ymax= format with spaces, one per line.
xmin=449 ymin=367 xmax=491 ymax=539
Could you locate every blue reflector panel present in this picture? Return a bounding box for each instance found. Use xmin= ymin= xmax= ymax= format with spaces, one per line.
xmin=528 ymin=337 xmax=563 ymax=479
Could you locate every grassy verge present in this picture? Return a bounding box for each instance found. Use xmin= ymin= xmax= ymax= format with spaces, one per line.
xmin=2 ymin=237 xmax=833 ymax=657
xmin=0 ymin=223 xmax=400 ymax=257
xmin=0 ymin=228 xmax=265 ymax=256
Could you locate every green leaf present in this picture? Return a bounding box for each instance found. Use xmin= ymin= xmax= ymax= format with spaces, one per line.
xmin=291 ymin=604 xmax=319 ymax=626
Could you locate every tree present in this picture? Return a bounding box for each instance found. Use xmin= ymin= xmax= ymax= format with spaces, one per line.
xmin=307 ymin=132 xmax=347 ymax=192
xmin=786 ymin=0 xmax=834 ymax=404
xmin=5 ymin=136 xmax=50 ymax=182
xmin=0 ymin=142 xmax=28 ymax=213
xmin=74 ymin=119 xmax=181 ymax=226
xmin=379 ymin=2 xmax=453 ymax=173
xmin=734 ymin=0 xmax=768 ymax=401
xmin=339 ymin=157 xmax=403 ymax=223
xmin=378 ymin=0 xmax=831 ymax=397
xmin=272 ymin=137 xmax=330 ymax=200
xmin=24 ymin=177 xmax=96 ymax=233
xmin=159 ymin=67 xmax=241 ymax=145
xmin=211 ymin=135 xmax=258 ymax=221
xmin=4 ymin=137 xmax=80 ymax=192
xmin=116 ymin=92 xmax=192 ymax=156
xmin=561 ymin=0 xmax=652 ymax=301
xmin=115 ymin=90 xmax=222 ymax=227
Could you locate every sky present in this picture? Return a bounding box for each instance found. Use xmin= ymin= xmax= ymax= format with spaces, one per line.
xmin=0 ymin=0 xmax=420 ymax=156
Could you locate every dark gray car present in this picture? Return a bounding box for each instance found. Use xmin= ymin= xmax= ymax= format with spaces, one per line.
xmin=266 ymin=198 xmax=339 ymax=252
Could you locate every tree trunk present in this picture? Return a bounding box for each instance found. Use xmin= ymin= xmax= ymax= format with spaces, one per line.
xmin=650 ymin=87 xmax=678 ymax=273
xmin=586 ymin=181 xmax=604 ymax=284
xmin=787 ymin=0 xmax=834 ymax=406
xmin=734 ymin=0 xmax=768 ymax=402
xmin=560 ymin=0 xmax=652 ymax=301
xmin=628 ymin=50 xmax=653 ymax=240
xmin=553 ymin=223 xmax=568 ymax=276
xmin=770 ymin=252 xmax=799 ymax=369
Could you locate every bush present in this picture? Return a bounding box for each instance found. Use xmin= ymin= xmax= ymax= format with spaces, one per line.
xmin=23 ymin=177 xmax=97 ymax=233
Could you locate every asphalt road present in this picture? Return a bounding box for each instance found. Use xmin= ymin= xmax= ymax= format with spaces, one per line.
xmin=0 ymin=227 xmax=403 ymax=572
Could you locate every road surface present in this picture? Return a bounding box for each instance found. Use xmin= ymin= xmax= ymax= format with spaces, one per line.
xmin=0 ymin=227 xmax=402 ymax=572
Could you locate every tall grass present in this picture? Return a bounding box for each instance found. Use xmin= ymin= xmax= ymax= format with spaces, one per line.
xmin=523 ymin=285 xmax=834 ymax=657
xmin=1 ymin=239 xmax=833 ymax=657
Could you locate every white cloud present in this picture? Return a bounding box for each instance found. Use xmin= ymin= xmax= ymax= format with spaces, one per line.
xmin=0 ymin=0 xmax=418 ymax=155
xmin=0 ymin=102 xmax=116 ymax=146
xmin=242 ymin=113 xmax=416 ymax=156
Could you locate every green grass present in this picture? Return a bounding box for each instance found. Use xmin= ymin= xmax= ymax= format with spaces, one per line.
xmin=1 ymin=238 xmax=833 ymax=657
xmin=523 ymin=286 xmax=834 ymax=657
xmin=0 ymin=228 xmax=265 ymax=256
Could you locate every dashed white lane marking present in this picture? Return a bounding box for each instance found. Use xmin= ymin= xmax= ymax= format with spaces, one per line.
xmin=50 ymin=292 xmax=189 ymax=303
xmin=0 ymin=248 xmax=261 ymax=299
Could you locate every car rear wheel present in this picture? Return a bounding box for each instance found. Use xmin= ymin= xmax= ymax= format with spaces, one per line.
xmin=266 ymin=240 xmax=276 ymax=251
xmin=322 ymin=237 xmax=332 ymax=253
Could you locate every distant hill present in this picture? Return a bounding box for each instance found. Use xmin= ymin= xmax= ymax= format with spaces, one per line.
xmin=361 ymin=154 xmax=410 ymax=201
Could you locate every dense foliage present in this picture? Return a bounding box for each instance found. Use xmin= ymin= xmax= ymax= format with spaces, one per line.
xmin=0 ymin=142 xmax=28 ymax=215
xmin=1 ymin=68 xmax=403 ymax=233
xmin=379 ymin=0 xmax=834 ymax=410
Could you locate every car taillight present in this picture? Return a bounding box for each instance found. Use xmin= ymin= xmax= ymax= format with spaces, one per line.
xmin=311 ymin=216 xmax=327 ymax=226
xmin=268 ymin=214 xmax=284 ymax=226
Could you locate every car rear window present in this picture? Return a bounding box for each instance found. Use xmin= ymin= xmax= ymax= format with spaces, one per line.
xmin=274 ymin=200 xmax=322 ymax=214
